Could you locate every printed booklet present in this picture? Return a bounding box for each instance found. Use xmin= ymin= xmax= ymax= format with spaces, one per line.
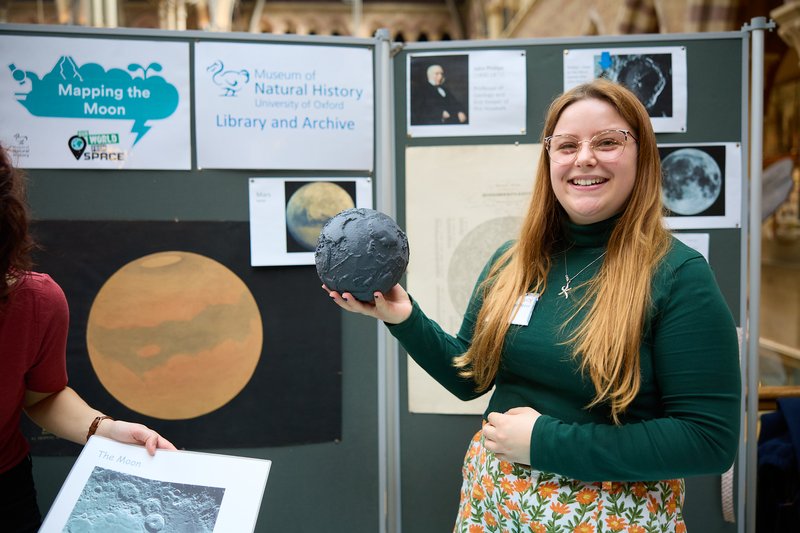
xmin=40 ymin=436 xmax=271 ymax=532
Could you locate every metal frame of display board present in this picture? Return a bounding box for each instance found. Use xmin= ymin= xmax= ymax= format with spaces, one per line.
xmin=744 ymin=16 xmax=777 ymax=533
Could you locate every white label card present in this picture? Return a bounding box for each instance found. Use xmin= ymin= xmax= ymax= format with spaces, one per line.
xmin=510 ymin=293 xmax=539 ymax=326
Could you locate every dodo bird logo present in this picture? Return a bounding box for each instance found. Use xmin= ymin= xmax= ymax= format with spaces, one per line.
xmin=206 ymin=60 xmax=250 ymax=97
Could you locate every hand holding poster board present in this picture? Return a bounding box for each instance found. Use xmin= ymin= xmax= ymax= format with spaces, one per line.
xmin=40 ymin=436 xmax=271 ymax=532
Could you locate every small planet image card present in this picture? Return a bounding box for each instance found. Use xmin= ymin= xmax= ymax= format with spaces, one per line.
xmin=40 ymin=436 xmax=271 ymax=532
xmin=248 ymin=176 xmax=373 ymax=266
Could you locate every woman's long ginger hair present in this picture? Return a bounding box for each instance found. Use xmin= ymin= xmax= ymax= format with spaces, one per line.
xmin=453 ymin=79 xmax=671 ymax=423
xmin=0 ymin=144 xmax=35 ymax=300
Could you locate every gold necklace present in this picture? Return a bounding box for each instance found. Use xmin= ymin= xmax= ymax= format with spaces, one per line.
xmin=558 ymin=251 xmax=607 ymax=299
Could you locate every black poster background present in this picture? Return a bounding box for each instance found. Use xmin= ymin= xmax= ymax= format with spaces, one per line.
xmin=23 ymin=220 xmax=341 ymax=454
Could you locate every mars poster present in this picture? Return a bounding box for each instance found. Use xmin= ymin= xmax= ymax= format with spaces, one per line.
xmin=23 ymin=220 xmax=341 ymax=453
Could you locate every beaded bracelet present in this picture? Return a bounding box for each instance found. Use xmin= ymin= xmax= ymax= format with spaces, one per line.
xmin=86 ymin=415 xmax=114 ymax=442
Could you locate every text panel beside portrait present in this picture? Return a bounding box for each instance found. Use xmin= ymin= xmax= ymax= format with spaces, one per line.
xmin=22 ymin=221 xmax=341 ymax=453
xmin=407 ymin=50 xmax=527 ymax=138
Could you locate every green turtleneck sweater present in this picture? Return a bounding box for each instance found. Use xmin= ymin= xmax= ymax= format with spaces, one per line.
xmin=387 ymin=216 xmax=741 ymax=482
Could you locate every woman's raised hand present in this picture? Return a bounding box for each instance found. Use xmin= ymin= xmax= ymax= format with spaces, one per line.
xmin=323 ymin=283 xmax=413 ymax=325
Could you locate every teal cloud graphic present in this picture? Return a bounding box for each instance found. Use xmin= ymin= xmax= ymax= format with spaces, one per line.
xmin=9 ymin=57 xmax=179 ymax=145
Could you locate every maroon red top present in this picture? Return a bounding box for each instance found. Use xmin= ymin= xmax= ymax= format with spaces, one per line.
xmin=0 ymin=272 xmax=69 ymax=473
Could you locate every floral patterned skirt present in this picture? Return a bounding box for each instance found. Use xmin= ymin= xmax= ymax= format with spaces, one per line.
xmin=454 ymin=428 xmax=686 ymax=533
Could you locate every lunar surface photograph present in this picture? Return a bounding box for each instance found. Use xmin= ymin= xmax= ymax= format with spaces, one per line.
xmin=596 ymin=53 xmax=672 ymax=118
xmin=660 ymin=145 xmax=726 ymax=217
xmin=64 ymin=466 xmax=224 ymax=532
xmin=284 ymin=181 xmax=356 ymax=253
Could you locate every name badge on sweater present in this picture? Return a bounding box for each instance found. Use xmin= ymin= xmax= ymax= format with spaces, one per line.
xmin=510 ymin=293 xmax=539 ymax=326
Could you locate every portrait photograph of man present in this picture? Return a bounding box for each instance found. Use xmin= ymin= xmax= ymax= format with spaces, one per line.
xmin=409 ymin=54 xmax=469 ymax=126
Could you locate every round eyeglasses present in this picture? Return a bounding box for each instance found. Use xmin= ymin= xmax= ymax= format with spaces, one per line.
xmin=544 ymin=129 xmax=638 ymax=164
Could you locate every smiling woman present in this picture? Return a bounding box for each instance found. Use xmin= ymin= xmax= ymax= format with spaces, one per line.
xmin=326 ymin=78 xmax=740 ymax=532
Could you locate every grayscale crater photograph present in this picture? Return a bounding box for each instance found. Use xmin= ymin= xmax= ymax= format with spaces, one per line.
xmin=596 ymin=53 xmax=673 ymax=118
xmin=63 ymin=466 xmax=225 ymax=532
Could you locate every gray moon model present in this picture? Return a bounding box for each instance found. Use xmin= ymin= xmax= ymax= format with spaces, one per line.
xmin=315 ymin=208 xmax=410 ymax=302
xmin=661 ymin=148 xmax=722 ymax=215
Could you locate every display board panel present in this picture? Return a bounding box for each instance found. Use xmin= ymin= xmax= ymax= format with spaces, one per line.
xmin=1 ymin=23 xmax=747 ymax=533
xmin=3 ymin=24 xmax=379 ymax=533
xmin=396 ymin=34 xmax=745 ymax=533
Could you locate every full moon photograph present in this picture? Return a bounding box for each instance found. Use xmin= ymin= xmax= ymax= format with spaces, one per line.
xmin=285 ymin=181 xmax=356 ymax=252
xmin=660 ymin=146 xmax=725 ymax=216
xmin=86 ymin=251 xmax=263 ymax=420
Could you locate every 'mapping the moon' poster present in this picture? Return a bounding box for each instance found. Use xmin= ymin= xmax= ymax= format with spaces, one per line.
xmin=23 ymin=220 xmax=342 ymax=453
xmin=659 ymin=142 xmax=742 ymax=229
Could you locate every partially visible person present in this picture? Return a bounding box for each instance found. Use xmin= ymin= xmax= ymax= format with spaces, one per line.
xmin=0 ymin=144 xmax=176 ymax=533
xmin=327 ymin=79 xmax=740 ymax=531
xmin=411 ymin=64 xmax=468 ymax=125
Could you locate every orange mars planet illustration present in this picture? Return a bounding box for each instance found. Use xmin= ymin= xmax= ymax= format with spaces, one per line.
xmin=86 ymin=252 xmax=263 ymax=420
